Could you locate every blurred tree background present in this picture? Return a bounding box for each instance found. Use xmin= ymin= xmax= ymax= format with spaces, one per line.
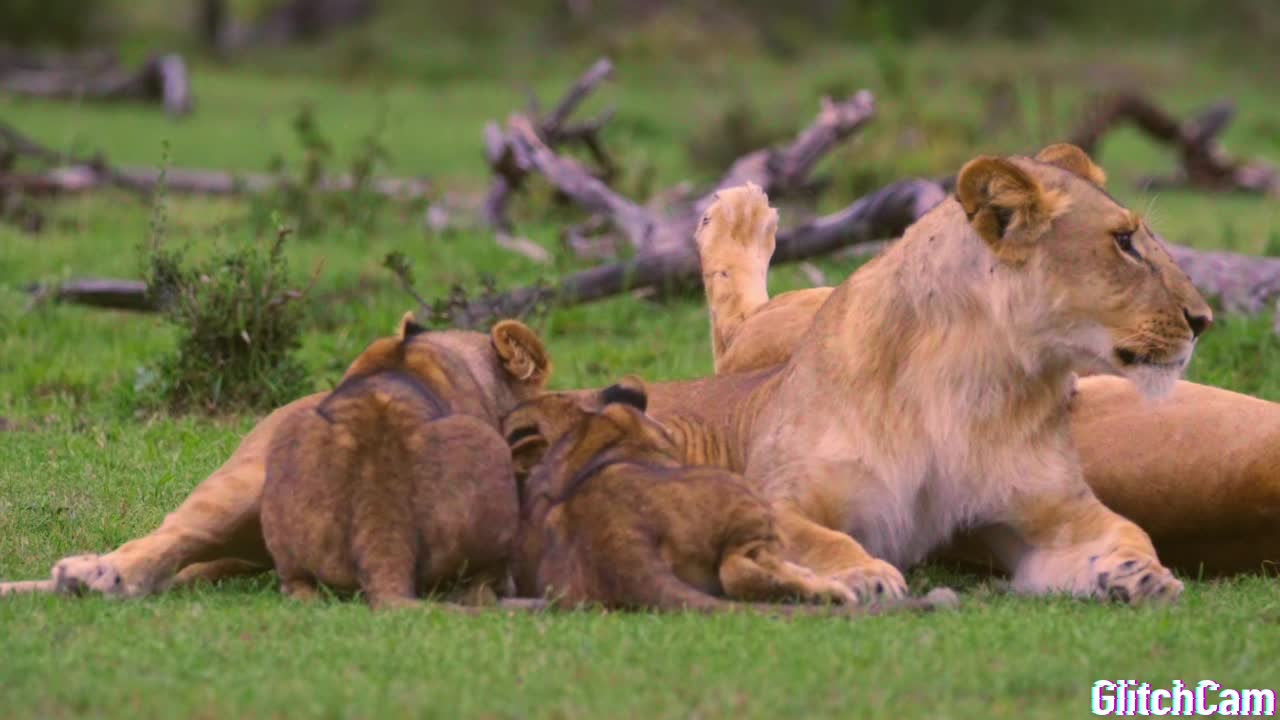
xmin=4 ymin=0 xmax=1278 ymax=56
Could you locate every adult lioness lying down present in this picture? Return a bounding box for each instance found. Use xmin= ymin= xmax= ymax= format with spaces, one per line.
xmin=695 ymin=145 xmax=1279 ymax=579
xmin=12 ymin=145 xmax=1277 ymax=600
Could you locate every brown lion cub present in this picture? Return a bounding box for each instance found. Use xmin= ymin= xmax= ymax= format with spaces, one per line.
xmin=261 ymin=314 xmax=549 ymax=610
xmin=502 ymin=379 xmax=873 ymax=613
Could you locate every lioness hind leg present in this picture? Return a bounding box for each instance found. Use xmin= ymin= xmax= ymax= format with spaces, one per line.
xmin=47 ymin=396 xmax=322 ymax=598
xmin=719 ymin=545 xmax=857 ymax=605
xmin=997 ymin=491 xmax=1183 ymax=604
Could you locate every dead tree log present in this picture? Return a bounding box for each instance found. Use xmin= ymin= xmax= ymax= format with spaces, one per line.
xmin=500 ymin=90 xmax=877 ymax=257
xmin=26 ymin=279 xmax=155 ymax=312
xmin=1070 ymin=92 xmax=1278 ymax=196
xmin=0 ymin=53 xmax=193 ymax=117
xmin=440 ymin=178 xmax=945 ymax=328
xmin=483 ymin=58 xmax=617 ymax=234
xmin=0 ymin=121 xmax=431 ymax=199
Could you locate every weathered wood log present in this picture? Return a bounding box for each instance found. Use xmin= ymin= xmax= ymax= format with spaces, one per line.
xmin=483 ymin=58 xmax=617 ymax=234
xmin=1164 ymin=243 xmax=1280 ymax=315
xmin=502 ymin=90 xmax=877 ymax=256
xmin=1070 ymin=92 xmax=1278 ymax=196
xmin=27 ymin=278 xmax=156 ymax=312
xmin=0 ymin=121 xmax=432 ymax=199
xmin=442 ymin=178 xmax=944 ymax=328
xmin=1 ymin=53 xmax=193 ymax=117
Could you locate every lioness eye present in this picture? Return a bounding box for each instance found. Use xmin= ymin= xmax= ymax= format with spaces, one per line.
xmin=1113 ymin=231 xmax=1139 ymax=259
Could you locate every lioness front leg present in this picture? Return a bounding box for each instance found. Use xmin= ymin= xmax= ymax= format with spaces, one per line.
xmin=997 ymin=489 xmax=1183 ymax=604
xmin=719 ymin=543 xmax=858 ymax=605
xmin=773 ymin=510 xmax=907 ymax=603
xmin=51 ymin=394 xmax=323 ymax=597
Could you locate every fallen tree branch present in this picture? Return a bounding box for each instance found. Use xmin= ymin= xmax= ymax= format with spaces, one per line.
xmin=442 ymin=178 xmax=943 ymax=328
xmin=26 ymin=278 xmax=155 ymax=312
xmin=483 ymin=58 xmax=617 ymax=234
xmin=1070 ymin=91 xmax=1278 ymax=196
xmin=0 ymin=121 xmax=432 ymax=199
xmin=502 ymin=90 xmax=877 ymax=256
xmin=1 ymin=52 xmax=193 ymax=117
xmin=1164 ymin=243 xmax=1280 ymax=315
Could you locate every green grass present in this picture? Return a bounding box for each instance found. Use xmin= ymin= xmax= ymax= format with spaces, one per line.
xmin=2 ymin=21 xmax=1280 ymax=719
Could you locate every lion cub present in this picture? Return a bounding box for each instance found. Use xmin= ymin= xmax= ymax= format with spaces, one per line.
xmin=501 ymin=379 xmax=863 ymax=613
xmin=261 ymin=314 xmax=549 ymax=610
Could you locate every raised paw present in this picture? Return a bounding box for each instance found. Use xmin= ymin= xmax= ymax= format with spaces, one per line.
xmin=834 ymin=559 xmax=908 ymax=604
xmin=1090 ymin=552 xmax=1183 ymax=605
xmin=51 ymin=554 xmax=142 ymax=598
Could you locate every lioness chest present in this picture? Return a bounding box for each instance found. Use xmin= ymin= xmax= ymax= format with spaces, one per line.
xmin=749 ymin=406 xmax=1066 ymax=570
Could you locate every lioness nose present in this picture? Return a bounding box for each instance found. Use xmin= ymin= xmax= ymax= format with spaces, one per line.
xmin=1184 ymin=308 xmax=1212 ymax=338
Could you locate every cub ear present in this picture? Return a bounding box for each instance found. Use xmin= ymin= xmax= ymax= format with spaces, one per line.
xmin=956 ymin=156 xmax=1065 ymax=263
xmin=505 ymin=425 xmax=550 ymax=480
xmin=491 ymin=320 xmax=551 ymax=386
xmin=600 ymin=375 xmax=647 ymax=413
xmin=397 ymin=311 xmax=427 ymax=340
xmin=1034 ymin=143 xmax=1107 ymax=186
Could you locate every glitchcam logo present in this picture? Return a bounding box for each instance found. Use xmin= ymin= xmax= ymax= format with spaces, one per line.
xmin=1092 ymin=679 xmax=1275 ymax=716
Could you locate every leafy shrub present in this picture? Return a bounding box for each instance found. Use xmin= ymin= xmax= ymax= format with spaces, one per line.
xmin=140 ymin=224 xmax=313 ymax=414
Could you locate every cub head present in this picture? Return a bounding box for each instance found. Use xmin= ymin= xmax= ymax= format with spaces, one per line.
xmin=501 ymin=376 xmax=677 ymax=492
xmin=341 ymin=312 xmax=552 ymax=410
xmin=956 ymin=143 xmax=1212 ymax=397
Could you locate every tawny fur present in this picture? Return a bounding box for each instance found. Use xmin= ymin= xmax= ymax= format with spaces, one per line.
xmin=259 ymin=315 xmax=550 ymax=609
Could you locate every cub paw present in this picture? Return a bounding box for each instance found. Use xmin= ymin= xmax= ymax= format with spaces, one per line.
xmin=51 ymin=554 xmax=150 ymax=598
xmin=1090 ymin=552 xmax=1182 ymax=604
xmin=834 ymin=559 xmax=908 ymax=604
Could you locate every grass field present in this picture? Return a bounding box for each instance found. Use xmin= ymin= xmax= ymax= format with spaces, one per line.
xmin=2 ymin=12 xmax=1280 ymax=718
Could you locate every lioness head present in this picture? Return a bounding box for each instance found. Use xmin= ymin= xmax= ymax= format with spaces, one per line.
xmin=342 ymin=313 xmax=552 ymax=410
xmin=956 ymin=143 xmax=1212 ymax=397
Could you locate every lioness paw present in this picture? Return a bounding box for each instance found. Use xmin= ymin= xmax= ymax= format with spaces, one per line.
xmin=695 ymin=183 xmax=777 ymax=256
xmin=51 ymin=554 xmax=147 ymax=598
xmin=1090 ymin=552 xmax=1182 ymax=604
xmin=834 ymin=559 xmax=908 ymax=604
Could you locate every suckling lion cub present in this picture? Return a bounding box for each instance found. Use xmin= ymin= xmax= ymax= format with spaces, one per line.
xmin=261 ymin=314 xmax=548 ymax=609
xmin=504 ymin=379 xmax=894 ymax=613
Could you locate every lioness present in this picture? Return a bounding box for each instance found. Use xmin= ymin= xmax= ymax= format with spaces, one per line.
xmin=503 ymin=378 xmax=862 ymax=610
xmin=693 ymin=144 xmax=1279 ymax=578
xmin=261 ymin=314 xmax=520 ymax=610
xmin=634 ymin=144 xmax=1212 ymax=603
xmin=11 ymin=146 xmax=1276 ymax=601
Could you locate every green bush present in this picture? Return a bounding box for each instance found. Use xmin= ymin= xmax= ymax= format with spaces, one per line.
xmin=139 ymin=227 xmax=313 ymax=414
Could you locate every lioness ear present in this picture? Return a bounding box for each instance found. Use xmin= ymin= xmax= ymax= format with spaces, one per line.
xmin=491 ymin=320 xmax=551 ymax=386
xmin=600 ymin=375 xmax=647 ymax=413
xmin=1035 ymin=143 xmax=1107 ymax=187
xmin=397 ymin=311 xmax=427 ymax=340
xmin=956 ymin=156 xmax=1065 ymax=263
